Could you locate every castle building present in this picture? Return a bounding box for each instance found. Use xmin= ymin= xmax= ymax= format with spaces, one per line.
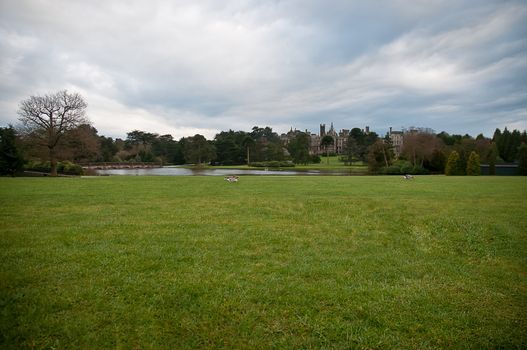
xmin=281 ymin=123 xmax=369 ymax=156
xmin=388 ymin=127 xmax=404 ymax=157
xmin=282 ymin=124 xmax=424 ymax=159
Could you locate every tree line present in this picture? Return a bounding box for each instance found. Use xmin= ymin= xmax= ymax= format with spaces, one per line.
xmin=1 ymin=90 xmax=527 ymax=176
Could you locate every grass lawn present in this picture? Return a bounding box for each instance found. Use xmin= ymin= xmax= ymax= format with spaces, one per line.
xmin=211 ymin=156 xmax=367 ymax=173
xmin=1 ymin=176 xmax=526 ymax=349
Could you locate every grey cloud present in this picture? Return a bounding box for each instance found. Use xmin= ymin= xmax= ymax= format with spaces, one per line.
xmin=0 ymin=0 xmax=526 ymax=139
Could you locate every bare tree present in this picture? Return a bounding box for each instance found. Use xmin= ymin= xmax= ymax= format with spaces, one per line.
xmin=18 ymin=90 xmax=88 ymax=176
xmin=402 ymin=132 xmax=443 ymax=167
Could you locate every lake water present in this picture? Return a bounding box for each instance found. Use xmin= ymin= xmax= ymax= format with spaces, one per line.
xmin=94 ymin=166 xmax=348 ymax=176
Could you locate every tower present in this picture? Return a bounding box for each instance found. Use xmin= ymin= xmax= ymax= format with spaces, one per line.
xmin=320 ymin=124 xmax=326 ymax=136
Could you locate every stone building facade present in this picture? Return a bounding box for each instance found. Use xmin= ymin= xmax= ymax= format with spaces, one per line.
xmin=282 ymin=123 xmax=368 ymax=156
xmin=388 ymin=127 xmax=404 ymax=157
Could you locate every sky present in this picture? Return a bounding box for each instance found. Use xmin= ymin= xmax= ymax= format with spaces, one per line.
xmin=1 ymin=0 xmax=526 ymax=140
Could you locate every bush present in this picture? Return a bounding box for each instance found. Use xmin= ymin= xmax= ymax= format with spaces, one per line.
xmin=61 ymin=161 xmax=83 ymax=175
xmin=466 ymin=151 xmax=481 ymax=176
xmin=411 ymin=165 xmax=429 ymax=175
xmin=382 ymin=165 xmax=402 ymax=175
xmin=380 ymin=161 xmax=429 ymax=175
xmin=398 ymin=161 xmax=414 ymax=174
xmin=445 ymin=151 xmax=464 ymax=175
xmin=250 ymin=161 xmax=295 ymax=168
xmin=25 ymin=160 xmax=83 ymax=175
xmin=311 ymin=155 xmax=321 ymax=164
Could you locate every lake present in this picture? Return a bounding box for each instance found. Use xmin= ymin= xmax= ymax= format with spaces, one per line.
xmin=94 ymin=166 xmax=349 ymax=176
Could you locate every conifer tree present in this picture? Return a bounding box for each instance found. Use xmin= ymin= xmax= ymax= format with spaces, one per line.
xmin=466 ymin=151 xmax=481 ymax=175
xmin=445 ymin=151 xmax=463 ymax=175
xmin=518 ymin=143 xmax=527 ymax=176
xmin=0 ymin=126 xmax=24 ymax=176
xmin=487 ymin=143 xmax=498 ymax=175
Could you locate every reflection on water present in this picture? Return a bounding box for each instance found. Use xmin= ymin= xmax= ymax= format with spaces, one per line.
xmin=94 ymin=166 xmax=347 ymax=176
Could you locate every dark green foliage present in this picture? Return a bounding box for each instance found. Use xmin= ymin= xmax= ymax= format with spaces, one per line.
xmin=124 ymin=130 xmax=159 ymax=162
xmin=437 ymin=131 xmax=465 ymax=146
xmin=241 ymin=136 xmax=255 ymax=165
xmin=518 ymin=143 xmax=527 ymax=175
xmin=428 ymin=149 xmax=446 ymax=173
xmin=99 ymin=136 xmax=118 ymax=162
xmin=126 ymin=130 xmax=158 ymax=147
xmin=310 ymin=154 xmax=321 ymax=163
xmin=151 ymin=134 xmax=179 ymax=164
xmin=0 ymin=126 xmax=24 ymax=176
xmin=287 ymin=132 xmax=311 ymax=164
xmin=24 ymin=160 xmax=83 ymax=175
xmin=381 ymin=160 xmax=429 ymax=175
xmin=213 ymin=130 xmax=246 ymax=165
xmin=445 ymin=151 xmax=464 ymax=175
xmin=320 ymin=135 xmax=334 ymax=164
xmin=117 ymin=131 xmax=182 ymax=164
xmin=494 ymin=127 xmax=523 ymax=162
xmin=182 ymin=134 xmax=216 ymax=164
xmin=345 ymin=128 xmax=378 ymax=163
xmin=487 ymin=143 xmax=498 ymax=175
xmin=466 ymin=151 xmax=481 ymax=176
xmin=249 ymin=126 xmax=285 ymax=162
xmin=58 ymin=161 xmax=84 ymax=175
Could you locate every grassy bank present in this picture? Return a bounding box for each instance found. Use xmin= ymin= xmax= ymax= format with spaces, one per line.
xmin=209 ymin=156 xmax=367 ymax=173
xmin=1 ymin=176 xmax=526 ymax=348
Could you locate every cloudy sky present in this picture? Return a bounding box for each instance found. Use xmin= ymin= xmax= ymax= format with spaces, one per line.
xmin=1 ymin=0 xmax=526 ymax=139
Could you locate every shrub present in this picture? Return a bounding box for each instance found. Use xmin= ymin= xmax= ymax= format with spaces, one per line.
xmin=466 ymin=151 xmax=481 ymax=176
xmin=250 ymin=161 xmax=294 ymax=168
xmin=382 ymin=165 xmax=402 ymax=175
xmin=380 ymin=161 xmax=429 ymax=175
xmin=25 ymin=160 xmax=83 ymax=175
xmin=518 ymin=143 xmax=527 ymax=176
xmin=398 ymin=160 xmax=414 ymax=174
xmin=61 ymin=161 xmax=83 ymax=175
xmin=445 ymin=151 xmax=464 ymax=175
xmin=411 ymin=165 xmax=429 ymax=175
xmin=311 ymin=155 xmax=321 ymax=164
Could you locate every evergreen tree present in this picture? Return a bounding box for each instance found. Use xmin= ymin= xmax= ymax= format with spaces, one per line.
xmin=518 ymin=143 xmax=527 ymax=176
xmin=466 ymin=151 xmax=481 ymax=175
xmin=214 ymin=130 xmax=244 ymax=165
xmin=0 ymin=126 xmax=24 ymax=176
xmin=99 ymin=136 xmax=118 ymax=162
xmin=320 ymin=135 xmax=334 ymax=164
xmin=445 ymin=151 xmax=463 ymax=175
xmin=346 ymin=128 xmax=378 ymax=163
xmin=242 ymin=136 xmax=255 ymax=165
xmin=287 ymin=132 xmax=311 ymax=164
xmin=182 ymin=134 xmax=216 ymax=165
xmin=487 ymin=143 xmax=498 ymax=175
xmin=429 ymin=149 xmax=446 ymax=173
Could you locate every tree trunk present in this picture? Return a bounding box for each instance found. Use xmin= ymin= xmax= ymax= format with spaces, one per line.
xmin=247 ymin=147 xmax=250 ymax=165
xmin=49 ymin=147 xmax=58 ymax=176
xmin=382 ymin=145 xmax=389 ymax=167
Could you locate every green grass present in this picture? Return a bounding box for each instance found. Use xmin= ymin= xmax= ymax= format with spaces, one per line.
xmin=211 ymin=156 xmax=366 ymax=172
xmin=295 ymin=156 xmax=366 ymax=172
xmin=1 ymin=176 xmax=526 ymax=349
